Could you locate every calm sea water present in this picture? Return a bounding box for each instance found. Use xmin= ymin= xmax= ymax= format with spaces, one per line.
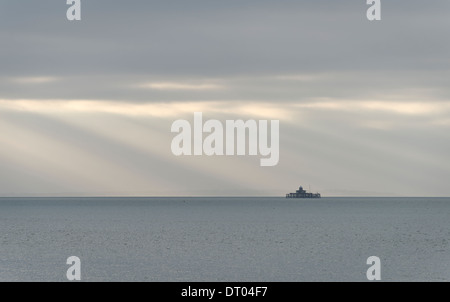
xmin=0 ymin=197 xmax=449 ymax=282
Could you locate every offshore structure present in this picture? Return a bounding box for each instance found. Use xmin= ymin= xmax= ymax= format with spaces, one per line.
xmin=286 ymin=186 xmax=321 ymax=198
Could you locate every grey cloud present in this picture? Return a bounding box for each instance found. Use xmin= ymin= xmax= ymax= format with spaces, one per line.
xmin=1 ymin=1 xmax=449 ymax=76
xmin=1 ymin=70 xmax=449 ymax=103
xmin=1 ymin=1 xmax=449 ymax=102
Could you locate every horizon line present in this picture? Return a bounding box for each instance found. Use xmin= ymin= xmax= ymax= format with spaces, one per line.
xmin=0 ymin=195 xmax=449 ymax=199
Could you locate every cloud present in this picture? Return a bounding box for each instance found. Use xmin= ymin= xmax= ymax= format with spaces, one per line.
xmin=10 ymin=77 xmax=58 ymax=84
xmin=0 ymin=99 xmax=292 ymax=121
xmin=296 ymin=100 xmax=450 ymax=116
xmin=136 ymin=82 xmax=224 ymax=91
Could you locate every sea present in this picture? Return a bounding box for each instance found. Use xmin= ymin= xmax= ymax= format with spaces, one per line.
xmin=0 ymin=197 xmax=449 ymax=282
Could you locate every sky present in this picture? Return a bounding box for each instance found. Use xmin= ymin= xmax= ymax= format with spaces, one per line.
xmin=0 ymin=0 xmax=449 ymax=196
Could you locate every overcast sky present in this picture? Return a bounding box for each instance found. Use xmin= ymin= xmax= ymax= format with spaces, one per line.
xmin=0 ymin=0 xmax=449 ymax=196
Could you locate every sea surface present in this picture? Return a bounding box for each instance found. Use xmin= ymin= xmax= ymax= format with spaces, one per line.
xmin=0 ymin=197 xmax=449 ymax=282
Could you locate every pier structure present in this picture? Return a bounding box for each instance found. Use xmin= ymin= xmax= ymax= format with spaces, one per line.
xmin=286 ymin=186 xmax=321 ymax=198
